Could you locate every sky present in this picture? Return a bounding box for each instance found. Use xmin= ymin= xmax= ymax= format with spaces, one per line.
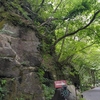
xmin=98 ymin=0 xmax=100 ymax=2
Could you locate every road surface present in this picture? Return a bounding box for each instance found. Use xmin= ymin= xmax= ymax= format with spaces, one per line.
xmin=82 ymin=87 xmax=100 ymax=100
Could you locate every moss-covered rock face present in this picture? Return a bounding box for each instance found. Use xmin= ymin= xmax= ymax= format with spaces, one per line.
xmin=4 ymin=71 xmax=43 ymax=100
xmin=0 ymin=0 xmax=33 ymax=27
xmin=0 ymin=1 xmax=60 ymax=100
xmin=0 ymin=23 xmax=43 ymax=100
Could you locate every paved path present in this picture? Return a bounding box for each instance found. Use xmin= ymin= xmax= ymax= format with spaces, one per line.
xmin=82 ymin=87 xmax=100 ymax=100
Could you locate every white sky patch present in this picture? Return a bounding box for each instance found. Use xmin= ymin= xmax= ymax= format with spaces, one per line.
xmin=48 ymin=2 xmax=52 ymax=4
xmin=98 ymin=0 xmax=100 ymax=2
xmin=74 ymin=36 xmax=79 ymax=41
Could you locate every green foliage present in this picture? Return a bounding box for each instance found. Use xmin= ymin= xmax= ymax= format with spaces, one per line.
xmin=0 ymin=79 xmax=8 ymax=100
xmin=80 ymin=98 xmax=86 ymax=100
xmin=42 ymin=84 xmax=54 ymax=100
xmin=10 ymin=0 xmax=31 ymax=20
xmin=38 ymin=68 xmax=45 ymax=83
xmin=16 ymin=97 xmax=25 ymax=100
xmin=32 ymin=0 xmax=100 ymax=92
xmin=38 ymin=66 xmax=54 ymax=100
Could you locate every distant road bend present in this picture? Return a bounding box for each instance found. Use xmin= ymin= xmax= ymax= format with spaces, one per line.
xmin=82 ymin=86 xmax=100 ymax=100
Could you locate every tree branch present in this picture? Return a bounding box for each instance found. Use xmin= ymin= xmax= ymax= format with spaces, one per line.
xmin=53 ymin=10 xmax=100 ymax=46
xmin=79 ymin=42 xmax=95 ymax=52
xmin=52 ymin=0 xmax=63 ymax=13
xmin=36 ymin=0 xmax=45 ymax=13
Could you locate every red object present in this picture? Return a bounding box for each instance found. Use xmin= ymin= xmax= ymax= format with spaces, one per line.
xmin=54 ymin=80 xmax=67 ymax=88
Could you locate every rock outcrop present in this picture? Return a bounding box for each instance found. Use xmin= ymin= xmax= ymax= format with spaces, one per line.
xmin=0 ymin=24 xmax=43 ymax=100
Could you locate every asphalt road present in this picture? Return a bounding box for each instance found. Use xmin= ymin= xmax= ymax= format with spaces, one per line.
xmin=82 ymin=87 xmax=100 ymax=100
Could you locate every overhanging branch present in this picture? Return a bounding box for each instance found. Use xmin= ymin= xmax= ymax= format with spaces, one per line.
xmin=36 ymin=0 xmax=45 ymax=13
xmin=52 ymin=0 xmax=63 ymax=13
xmin=53 ymin=10 xmax=100 ymax=46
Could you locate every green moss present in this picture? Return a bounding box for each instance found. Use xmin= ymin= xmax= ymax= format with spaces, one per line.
xmin=7 ymin=14 xmax=22 ymax=26
xmin=0 ymin=78 xmax=8 ymax=100
xmin=0 ymin=20 xmax=5 ymax=29
xmin=0 ymin=7 xmax=5 ymax=12
xmin=0 ymin=12 xmax=25 ymax=27
xmin=15 ymin=93 xmax=35 ymax=100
